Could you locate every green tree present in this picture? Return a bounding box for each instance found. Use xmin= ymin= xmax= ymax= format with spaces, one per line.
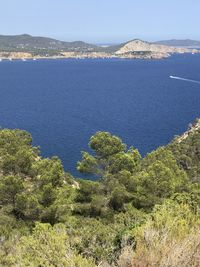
xmin=133 ymin=160 xmax=188 ymax=209
xmin=0 ymin=175 xmax=24 ymax=206
xmin=109 ymin=186 xmax=132 ymax=211
xmin=77 ymin=131 xmax=141 ymax=178
xmin=33 ymin=157 xmax=64 ymax=187
xmin=0 ymin=129 xmax=37 ymax=176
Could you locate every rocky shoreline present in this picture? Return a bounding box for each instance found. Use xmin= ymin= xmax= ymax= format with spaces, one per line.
xmin=177 ymin=118 xmax=200 ymax=143
xmin=0 ymin=51 xmax=197 ymax=61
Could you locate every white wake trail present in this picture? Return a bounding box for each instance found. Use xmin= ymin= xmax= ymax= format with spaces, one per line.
xmin=170 ymin=76 xmax=200 ymax=85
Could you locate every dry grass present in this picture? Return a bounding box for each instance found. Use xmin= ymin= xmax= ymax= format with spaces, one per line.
xmin=131 ymin=226 xmax=200 ymax=267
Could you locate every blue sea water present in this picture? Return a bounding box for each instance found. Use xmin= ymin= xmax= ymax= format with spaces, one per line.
xmin=0 ymin=54 xmax=200 ymax=177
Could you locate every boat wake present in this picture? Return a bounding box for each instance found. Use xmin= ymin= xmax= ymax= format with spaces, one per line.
xmin=170 ymin=76 xmax=200 ymax=85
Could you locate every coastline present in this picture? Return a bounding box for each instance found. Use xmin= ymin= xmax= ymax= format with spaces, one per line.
xmin=0 ymin=50 xmax=199 ymax=61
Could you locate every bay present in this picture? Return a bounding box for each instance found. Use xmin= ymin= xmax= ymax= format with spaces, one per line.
xmin=0 ymin=54 xmax=200 ymax=177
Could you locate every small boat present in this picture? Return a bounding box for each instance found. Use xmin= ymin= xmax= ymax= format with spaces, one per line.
xmin=0 ymin=58 xmax=2 ymax=62
xmin=22 ymin=58 xmax=27 ymax=61
xmin=33 ymin=58 xmax=37 ymax=61
xmin=8 ymin=58 xmax=12 ymax=61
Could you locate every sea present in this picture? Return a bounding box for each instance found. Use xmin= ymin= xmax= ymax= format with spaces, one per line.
xmin=0 ymin=54 xmax=200 ymax=177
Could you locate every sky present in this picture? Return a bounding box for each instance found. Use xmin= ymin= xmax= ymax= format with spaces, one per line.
xmin=0 ymin=0 xmax=200 ymax=43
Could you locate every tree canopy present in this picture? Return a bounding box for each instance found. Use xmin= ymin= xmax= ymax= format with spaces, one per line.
xmin=0 ymin=128 xmax=199 ymax=266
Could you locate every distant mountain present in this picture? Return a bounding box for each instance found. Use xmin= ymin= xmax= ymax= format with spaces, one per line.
xmin=155 ymin=39 xmax=200 ymax=47
xmin=0 ymin=34 xmax=98 ymax=52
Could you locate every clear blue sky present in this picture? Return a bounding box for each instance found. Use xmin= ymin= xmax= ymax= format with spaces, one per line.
xmin=1 ymin=0 xmax=200 ymax=43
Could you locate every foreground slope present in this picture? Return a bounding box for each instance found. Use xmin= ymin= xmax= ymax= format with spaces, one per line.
xmin=0 ymin=121 xmax=199 ymax=266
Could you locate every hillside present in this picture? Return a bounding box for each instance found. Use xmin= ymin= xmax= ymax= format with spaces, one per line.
xmin=0 ymin=34 xmax=198 ymax=59
xmin=155 ymin=39 xmax=200 ymax=47
xmin=0 ymin=120 xmax=199 ymax=266
xmin=0 ymin=34 xmax=98 ymax=52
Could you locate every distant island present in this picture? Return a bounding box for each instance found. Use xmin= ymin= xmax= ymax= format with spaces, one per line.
xmin=0 ymin=34 xmax=199 ymax=60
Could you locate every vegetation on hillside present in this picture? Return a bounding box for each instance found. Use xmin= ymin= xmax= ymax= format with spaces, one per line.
xmin=0 ymin=34 xmax=99 ymax=54
xmin=0 ymin=128 xmax=199 ymax=266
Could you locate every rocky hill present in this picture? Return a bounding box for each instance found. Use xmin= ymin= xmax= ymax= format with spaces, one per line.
xmin=115 ymin=39 xmax=196 ymax=55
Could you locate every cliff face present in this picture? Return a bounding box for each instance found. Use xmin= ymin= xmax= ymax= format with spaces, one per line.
xmin=0 ymin=51 xmax=33 ymax=59
xmin=115 ymin=39 xmax=198 ymax=55
xmin=177 ymin=118 xmax=200 ymax=143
